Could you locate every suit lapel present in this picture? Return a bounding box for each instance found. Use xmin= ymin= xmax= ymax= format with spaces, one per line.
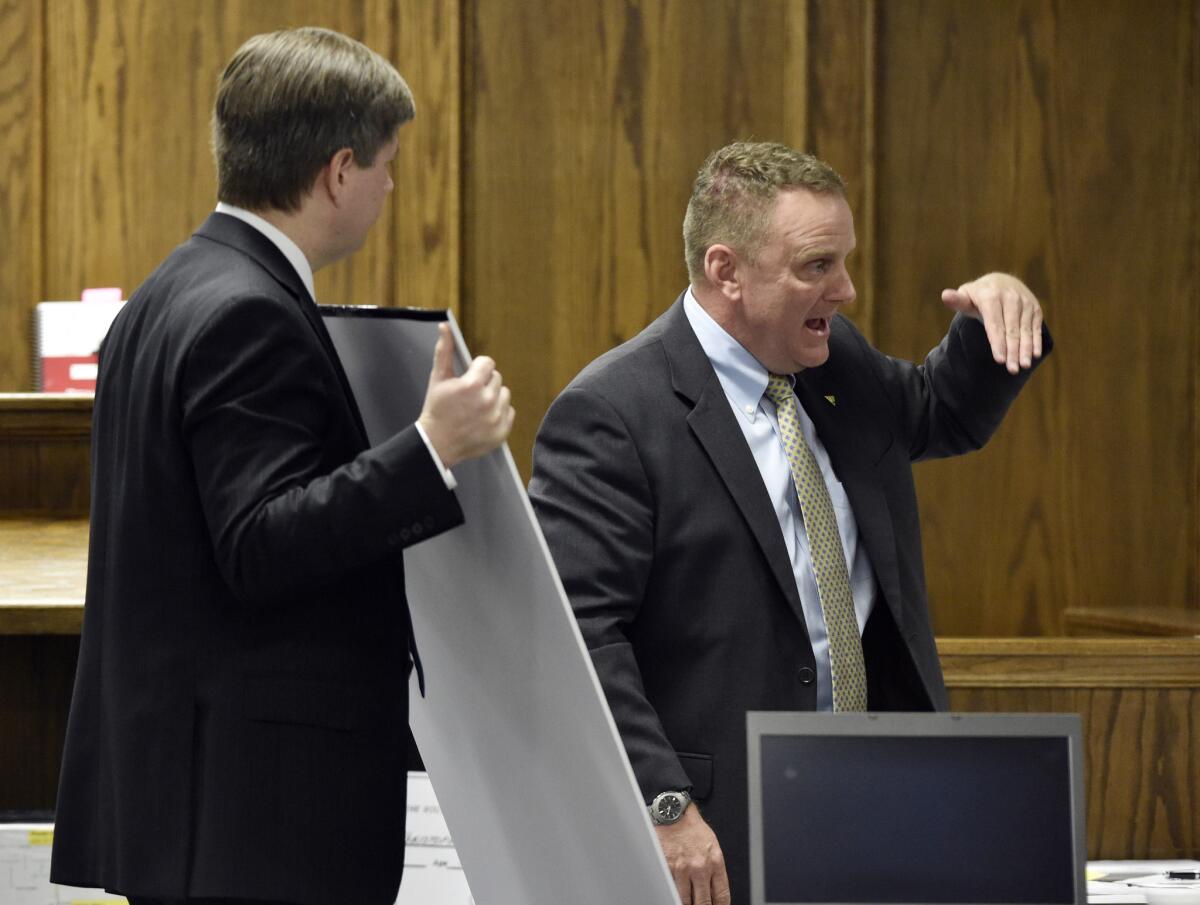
xmin=794 ymin=365 xmax=905 ymax=630
xmin=195 ymin=213 xmax=370 ymax=446
xmin=659 ymin=299 xmax=808 ymax=622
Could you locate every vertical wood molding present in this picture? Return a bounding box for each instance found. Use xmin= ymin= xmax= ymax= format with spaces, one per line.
xmin=394 ymin=0 xmax=461 ymax=316
xmin=860 ymin=0 xmax=876 ymax=346
xmin=782 ymin=1 xmax=808 ymax=152
xmin=1192 ymin=0 xmax=1200 ymax=614
xmin=32 ymin=0 xmax=45 ymax=342
xmin=0 ymin=0 xmax=43 ymax=389
xmin=806 ymin=0 xmax=877 ymax=344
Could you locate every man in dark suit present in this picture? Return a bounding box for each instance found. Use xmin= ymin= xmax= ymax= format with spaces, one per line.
xmin=50 ymin=27 xmax=514 ymax=905
xmin=529 ymin=141 xmax=1051 ymax=905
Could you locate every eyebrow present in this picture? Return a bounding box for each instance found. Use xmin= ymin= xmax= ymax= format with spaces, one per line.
xmin=792 ymin=248 xmax=837 ymax=264
xmin=793 ymin=241 xmax=856 ymax=261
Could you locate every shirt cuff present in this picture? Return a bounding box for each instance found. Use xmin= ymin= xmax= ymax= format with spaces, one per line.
xmin=414 ymin=422 xmax=457 ymax=491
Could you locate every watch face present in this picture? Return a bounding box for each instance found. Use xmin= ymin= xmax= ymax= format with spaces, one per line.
xmin=657 ymin=793 xmax=684 ymax=822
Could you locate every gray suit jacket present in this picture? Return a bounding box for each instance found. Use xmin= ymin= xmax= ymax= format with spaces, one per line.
xmin=529 ymin=294 xmax=1051 ymax=903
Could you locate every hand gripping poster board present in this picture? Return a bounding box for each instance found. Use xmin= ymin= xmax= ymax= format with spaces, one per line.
xmin=321 ymin=307 xmax=679 ymax=905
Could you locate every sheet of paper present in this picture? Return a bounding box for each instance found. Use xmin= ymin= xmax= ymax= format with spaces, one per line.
xmin=397 ymin=772 xmax=474 ymax=905
xmin=0 ymin=825 xmax=126 ymax=905
xmin=1087 ymin=861 xmax=1200 ymax=905
xmin=322 ymin=307 xmax=679 ymax=905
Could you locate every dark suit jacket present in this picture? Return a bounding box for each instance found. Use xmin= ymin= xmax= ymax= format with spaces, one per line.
xmin=50 ymin=213 xmax=463 ymax=905
xmin=529 ymin=294 xmax=1051 ymax=903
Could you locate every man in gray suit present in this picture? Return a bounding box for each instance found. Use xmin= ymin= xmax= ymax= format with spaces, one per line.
xmin=529 ymin=141 xmax=1050 ymax=905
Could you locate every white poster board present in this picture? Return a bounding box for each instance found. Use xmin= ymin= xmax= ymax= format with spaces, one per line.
xmin=322 ymin=307 xmax=678 ymax=905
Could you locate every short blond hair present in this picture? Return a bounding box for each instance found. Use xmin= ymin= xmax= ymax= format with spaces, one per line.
xmin=683 ymin=141 xmax=845 ymax=282
xmin=212 ymin=27 xmax=415 ymax=213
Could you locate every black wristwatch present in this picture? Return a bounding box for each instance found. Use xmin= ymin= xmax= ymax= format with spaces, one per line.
xmin=648 ymin=789 xmax=692 ymax=825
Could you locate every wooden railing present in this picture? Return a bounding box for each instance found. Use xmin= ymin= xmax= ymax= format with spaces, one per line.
xmin=940 ymin=638 xmax=1200 ymax=860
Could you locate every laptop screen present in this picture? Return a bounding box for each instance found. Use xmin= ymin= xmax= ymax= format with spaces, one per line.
xmin=747 ymin=713 xmax=1086 ymax=905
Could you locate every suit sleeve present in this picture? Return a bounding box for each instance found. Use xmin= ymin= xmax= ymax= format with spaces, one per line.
xmin=864 ymin=313 xmax=1054 ymax=461
xmin=529 ymin=385 xmax=693 ymax=802
xmin=179 ymin=293 xmax=463 ymax=603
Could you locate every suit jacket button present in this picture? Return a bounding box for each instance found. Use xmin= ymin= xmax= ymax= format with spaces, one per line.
xmin=400 ymin=527 xmax=411 ymax=542
xmin=797 ymin=666 xmax=816 ymax=685
xmin=387 ymin=532 xmax=401 ymax=546
xmin=412 ymin=522 xmax=424 ymax=536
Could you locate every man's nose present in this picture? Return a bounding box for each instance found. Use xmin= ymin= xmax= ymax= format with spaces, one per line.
xmin=832 ymin=267 xmax=856 ymax=305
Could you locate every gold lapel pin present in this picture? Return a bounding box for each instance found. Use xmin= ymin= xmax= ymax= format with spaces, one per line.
xmin=824 ymin=395 xmax=837 ymax=406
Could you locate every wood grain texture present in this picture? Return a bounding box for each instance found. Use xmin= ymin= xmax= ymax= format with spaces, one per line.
xmin=0 ymin=603 xmax=83 ymax=635
xmin=0 ymin=394 xmax=92 ymax=438
xmin=0 ymin=516 xmax=88 ymax=614
xmin=393 ymin=0 xmax=461 ymax=315
xmin=942 ymin=638 xmax=1200 ymax=860
xmin=1064 ymin=607 xmax=1200 ymax=638
xmin=0 ymin=395 xmax=91 ymax=513
xmin=0 ymin=0 xmax=41 ymax=390
xmin=807 ymin=0 xmax=876 ymax=342
xmin=875 ymin=0 xmax=1199 ymax=636
xmin=26 ymin=0 xmax=457 ymax=324
xmin=938 ymin=637 xmax=1200 ymax=688
xmin=462 ymin=0 xmax=808 ymax=477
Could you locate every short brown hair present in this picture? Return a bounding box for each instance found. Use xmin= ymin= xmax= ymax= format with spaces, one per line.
xmin=212 ymin=27 xmax=415 ymax=213
xmin=683 ymin=141 xmax=846 ymax=282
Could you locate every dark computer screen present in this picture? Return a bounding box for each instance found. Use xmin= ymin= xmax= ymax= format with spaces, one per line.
xmin=760 ymin=734 xmax=1076 ymax=904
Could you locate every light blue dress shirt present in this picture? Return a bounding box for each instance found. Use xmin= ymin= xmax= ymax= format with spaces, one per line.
xmin=682 ymin=289 xmax=877 ymax=711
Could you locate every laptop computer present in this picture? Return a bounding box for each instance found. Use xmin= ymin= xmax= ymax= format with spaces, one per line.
xmin=747 ymin=712 xmax=1087 ymax=905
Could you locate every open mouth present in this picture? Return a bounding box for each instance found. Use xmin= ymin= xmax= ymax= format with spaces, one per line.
xmin=804 ymin=317 xmax=829 ymax=336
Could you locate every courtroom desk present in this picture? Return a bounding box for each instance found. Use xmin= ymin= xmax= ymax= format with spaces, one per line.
xmin=0 ymin=517 xmax=88 ymax=634
xmin=939 ymin=638 xmax=1200 ymax=862
xmin=1064 ymin=606 xmax=1200 ymax=638
xmin=0 ymin=516 xmax=88 ymax=810
xmin=0 ymin=393 xmax=92 ymax=514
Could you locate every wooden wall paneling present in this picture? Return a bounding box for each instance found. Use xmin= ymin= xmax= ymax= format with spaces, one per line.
xmin=0 ymin=0 xmax=42 ymax=391
xmin=43 ymin=0 xmax=218 ymax=301
xmin=392 ymin=0 xmax=461 ymax=316
xmin=463 ymin=0 xmax=809 ymax=478
xmin=37 ymin=1 xmax=456 ymax=319
xmin=941 ymin=638 xmax=1200 ymax=859
xmin=1193 ymin=0 xmax=1200 ymax=625
xmin=876 ymin=0 xmax=1198 ymax=636
xmin=806 ymin=0 xmax=876 ymax=343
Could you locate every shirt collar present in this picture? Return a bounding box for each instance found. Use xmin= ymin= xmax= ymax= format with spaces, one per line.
xmin=215 ymin=202 xmax=317 ymax=303
xmin=683 ymin=287 xmax=779 ymax=422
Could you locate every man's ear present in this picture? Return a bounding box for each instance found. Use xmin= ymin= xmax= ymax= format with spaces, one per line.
xmin=317 ymin=147 xmax=357 ymax=205
xmin=703 ymin=244 xmax=742 ymax=301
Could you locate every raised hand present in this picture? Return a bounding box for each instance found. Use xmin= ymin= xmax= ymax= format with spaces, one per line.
xmin=941 ymin=272 xmax=1044 ymax=374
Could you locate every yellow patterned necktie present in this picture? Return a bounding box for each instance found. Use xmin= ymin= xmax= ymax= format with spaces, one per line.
xmin=764 ymin=375 xmax=868 ymax=711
